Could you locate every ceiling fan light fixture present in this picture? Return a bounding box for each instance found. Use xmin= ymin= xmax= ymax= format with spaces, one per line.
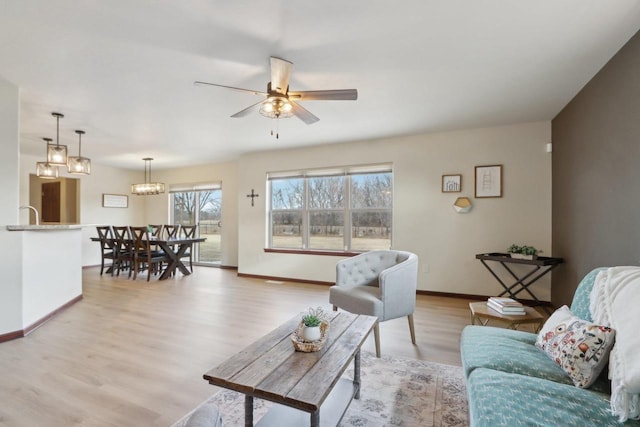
xmin=259 ymin=96 xmax=293 ymax=119
xmin=261 ymin=102 xmax=274 ymax=113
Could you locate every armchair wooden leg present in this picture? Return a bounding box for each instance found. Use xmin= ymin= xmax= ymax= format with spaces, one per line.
xmin=374 ymin=322 xmax=381 ymax=358
xmin=408 ymin=314 xmax=416 ymax=345
xmin=333 ymin=305 xmax=338 ymax=312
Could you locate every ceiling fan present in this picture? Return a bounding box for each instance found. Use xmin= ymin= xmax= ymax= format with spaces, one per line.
xmin=194 ymin=57 xmax=358 ymax=126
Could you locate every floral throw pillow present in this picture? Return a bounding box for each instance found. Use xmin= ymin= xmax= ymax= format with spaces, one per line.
xmin=535 ymin=305 xmax=615 ymax=388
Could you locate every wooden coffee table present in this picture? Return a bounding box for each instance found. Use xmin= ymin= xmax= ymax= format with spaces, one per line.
xmin=203 ymin=310 xmax=377 ymax=427
xmin=469 ymin=301 xmax=545 ymax=333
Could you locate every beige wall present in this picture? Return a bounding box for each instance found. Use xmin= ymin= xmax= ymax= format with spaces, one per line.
xmin=15 ymin=120 xmax=552 ymax=302
xmin=237 ymin=121 xmax=553 ymax=299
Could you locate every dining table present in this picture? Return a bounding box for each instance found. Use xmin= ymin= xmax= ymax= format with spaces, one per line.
xmin=91 ymin=235 xmax=206 ymax=280
xmin=153 ymin=236 xmax=206 ymax=279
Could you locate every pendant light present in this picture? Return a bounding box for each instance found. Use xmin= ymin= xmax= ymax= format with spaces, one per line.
xmin=47 ymin=112 xmax=68 ymax=166
xmin=131 ymin=157 xmax=165 ymax=195
xmin=36 ymin=138 xmax=59 ymax=179
xmin=67 ymin=130 xmax=91 ymax=175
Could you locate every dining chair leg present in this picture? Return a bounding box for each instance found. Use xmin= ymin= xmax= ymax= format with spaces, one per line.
xmin=408 ymin=314 xmax=416 ymax=345
xmin=374 ymin=322 xmax=381 ymax=358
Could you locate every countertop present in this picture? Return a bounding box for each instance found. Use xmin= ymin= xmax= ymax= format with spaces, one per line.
xmin=6 ymin=224 xmax=85 ymax=231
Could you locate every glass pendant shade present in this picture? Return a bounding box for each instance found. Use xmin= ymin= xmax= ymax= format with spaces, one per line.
xmin=36 ymin=137 xmax=58 ymax=179
xmin=131 ymin=182 xmax=165 ymax=195
xmin=36 ymin=161 xmax=59 ymax=179
xmin=67 ymin=130 xmax=91 ymax=175
xmin=131 ymin=157 xmax=165 ymax=195
xmin=68 ymin=156 xmax=91 ymax=174
xmin=47 ymin=112 xmax=67 ymax=166
xmin=47 ymin=143 xmax=68 ymax=165
xmin=259 ymin=96 xmax=294 ymax=119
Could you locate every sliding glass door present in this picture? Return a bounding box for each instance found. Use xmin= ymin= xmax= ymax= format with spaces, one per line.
xmin=171 ymin=186 xmax=222 ymax=265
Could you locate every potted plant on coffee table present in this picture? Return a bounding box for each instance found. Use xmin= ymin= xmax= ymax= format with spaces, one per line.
xmin=302 ymin=312 xmax=322 ymax=342
xmin=507 ymin=244 xmax=542 ymax=260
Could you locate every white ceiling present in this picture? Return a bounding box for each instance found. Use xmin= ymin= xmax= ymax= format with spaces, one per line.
xmin=1 ymin=1 xmax=640 ymax=170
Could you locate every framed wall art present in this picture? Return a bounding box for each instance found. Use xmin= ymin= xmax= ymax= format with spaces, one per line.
xmin=474 ymin=165 xmax=502 ymax=198
xmin=442 ymin=174 xmax=462 ymax=192
xmin=102 ymin=193 xmax=129 ymax=208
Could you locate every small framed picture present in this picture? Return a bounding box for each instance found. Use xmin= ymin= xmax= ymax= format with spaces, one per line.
xmin=442 ymin=174 xmax=462 ymax=192
xmin=475 ymin=165 xmax=503 ymax=198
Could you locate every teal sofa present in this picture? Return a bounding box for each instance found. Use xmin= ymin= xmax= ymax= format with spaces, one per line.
xmin=460 ymin=269 xmax=640 ymax=426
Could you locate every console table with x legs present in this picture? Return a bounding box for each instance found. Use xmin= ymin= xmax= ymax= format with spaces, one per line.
xmin=476 ymin=252 xmax=563 ymax=313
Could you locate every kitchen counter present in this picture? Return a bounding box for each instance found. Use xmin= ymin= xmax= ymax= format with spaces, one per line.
xmin=7 ymin=224 xmax=84 ymax=231
xmin=4 ymin=226 xmax=83 ymax=338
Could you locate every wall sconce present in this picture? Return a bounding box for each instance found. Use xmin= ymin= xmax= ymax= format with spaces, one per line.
xmin=453 ymin=197 xmax=472 ymax=213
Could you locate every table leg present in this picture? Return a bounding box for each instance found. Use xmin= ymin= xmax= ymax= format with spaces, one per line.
xmin=157 ymin=242 xmax=192 ymax=280
xmin=310 ymin=410 xmax=320 ymax=427
xmin=354 ymin=349 xmax=361 ymax=399
xmin=244 ymin=395 xmax=253 ymax=427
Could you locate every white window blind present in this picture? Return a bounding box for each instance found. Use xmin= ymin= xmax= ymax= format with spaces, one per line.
xmin=267 ymin=163 xmax=392 ymax=180
xmin=169 ymin=182 xmax=222 ymax=193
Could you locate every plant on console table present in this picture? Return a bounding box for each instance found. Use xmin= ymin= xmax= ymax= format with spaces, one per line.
xmin=507 ymin=244 xmax=542 ymax=260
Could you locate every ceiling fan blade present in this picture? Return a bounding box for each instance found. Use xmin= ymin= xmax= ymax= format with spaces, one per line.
xmin=270 ymin=57 xmax=293 ymax=95
xmin=290 ymin=101 xmax=320 ymax=125
xmin=230 ymin=99 xmax=265 ymax=118
xmin=288 ymin=89 xmax=358 ymax=101
xmin=194 ymin=81 xmax=267 ymax=96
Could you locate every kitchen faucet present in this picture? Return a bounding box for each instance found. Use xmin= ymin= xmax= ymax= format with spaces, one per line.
xmin=19 ymin=205 xmax=40 ymax=225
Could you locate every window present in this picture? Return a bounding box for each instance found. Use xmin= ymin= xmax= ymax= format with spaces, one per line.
xmin=268 ymin=165 xmax=392 ymax=252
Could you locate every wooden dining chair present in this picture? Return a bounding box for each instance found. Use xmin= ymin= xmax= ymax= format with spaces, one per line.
xmin=179 ymin=225 xmax=197 ymax=272
xmin=96 ymin=226 xmax=116 ymax=275
xmin=112 ymin=226 xmax=133 ymax=277
xmin=130 ymin=226 xmax=168 ymax=281
xmin=163 ymin=225 xmax=179 ymax=239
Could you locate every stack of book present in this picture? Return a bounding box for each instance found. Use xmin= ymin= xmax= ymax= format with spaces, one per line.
xmin=487 ymin=297 xmax=525 ymax=315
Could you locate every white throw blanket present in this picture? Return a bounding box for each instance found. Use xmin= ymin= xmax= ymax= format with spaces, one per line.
xmin=590 ymin=266 xmax=640 ymax=422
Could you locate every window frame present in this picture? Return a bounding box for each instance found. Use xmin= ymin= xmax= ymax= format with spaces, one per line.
xmin=267 ymin=164 xmax=393 ymax=254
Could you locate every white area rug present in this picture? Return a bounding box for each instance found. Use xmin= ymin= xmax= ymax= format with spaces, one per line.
xmin=172 ymin=352 xmax=468 ymax=427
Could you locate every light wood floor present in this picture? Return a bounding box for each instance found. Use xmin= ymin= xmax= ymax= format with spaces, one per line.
xmin=0 ymin=266 xmax=502 ymax=426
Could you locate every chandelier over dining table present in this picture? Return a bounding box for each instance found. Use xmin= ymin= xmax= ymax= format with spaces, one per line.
xmin=131 ymin=157 xmax=165 ymax=195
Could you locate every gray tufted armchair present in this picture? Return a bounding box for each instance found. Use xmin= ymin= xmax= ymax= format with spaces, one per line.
xmin=329 ymin=250 xmax=419 ymax=357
